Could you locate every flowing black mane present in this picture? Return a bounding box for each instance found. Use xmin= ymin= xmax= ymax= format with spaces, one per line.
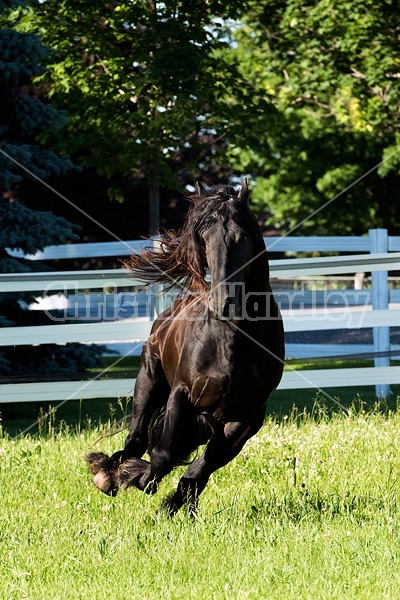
xmin=125 ymin=184 xmax=257 ymax=292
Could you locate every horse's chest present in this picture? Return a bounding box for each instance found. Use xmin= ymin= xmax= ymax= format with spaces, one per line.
xmin=176 ymin=336 xmax=234 ymax=408
xmin=190 ymin=373 xmax=230 ymax=409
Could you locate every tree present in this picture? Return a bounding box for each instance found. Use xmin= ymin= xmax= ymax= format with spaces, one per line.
xmin=227 ymin=0 xmax=400 ymax=234
xmin=0 ymin=0 xmax=103 ymax=376
xmin=23 ymin=0 xmax=264 ymax=233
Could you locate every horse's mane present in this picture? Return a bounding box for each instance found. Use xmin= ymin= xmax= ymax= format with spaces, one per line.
xmin=124 ymin=185 xmax=254 ymax=293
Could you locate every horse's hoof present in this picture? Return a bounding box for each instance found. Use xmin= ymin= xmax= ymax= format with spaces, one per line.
xmin=158 ymin=496 xmax=179 ymax=517
xmin=92 ymin=470 xmax=118 ymax=496
xmin=86 ymin=451 xmax=115 ymax=475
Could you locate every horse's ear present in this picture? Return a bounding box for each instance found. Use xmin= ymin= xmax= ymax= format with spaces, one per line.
xmin=237 ymin=178 xmax=249 ymax=204
xmin=195 ymin=182 xmax=205 ymax=197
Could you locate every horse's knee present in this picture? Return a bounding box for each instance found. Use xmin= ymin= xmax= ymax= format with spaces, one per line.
xmin=123 ymin=431 xmax=147 ymax=460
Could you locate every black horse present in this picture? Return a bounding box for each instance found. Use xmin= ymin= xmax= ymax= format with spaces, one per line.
xmin=87 ymin=179 xmax=284 ymax=515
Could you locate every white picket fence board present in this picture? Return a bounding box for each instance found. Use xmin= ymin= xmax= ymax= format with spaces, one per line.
xmin=2 ymin=366 xmax=400 ymax=403
xmin=285 ymin=343 xmax=372 ymax=359
xmin=285 ymin=343 xmax=400 ymax=359
xmin=2 ymin=252 xmax=400 ymax=293
xmin=6 ymin=233 xmax=400 ymax=260
xmin=18 ymin=288 xmax=400 ymax=313
xmin=281 ymin=366 xmax=400 ymax=390
xmin=389 ymin=238 xmax=400 ymax=251
xmin=0 ymin=269 xmax=139 ymax=292
xmin=0 ymin=308 xmax=399 ymax=347
xmin=0 ymin=320 xmax=153 ymax=346
xmin=270 ymin=253 xmax=400 ymax=277
xmin=0 ymin=379 xmax=136 ymax=403
xmin=275 ymin=289 xmax=400 ymax=306
xmin=265 ymin=236 xmax=371 ymax=252
xmin=6 ymin=239 xmax=149 ymax=260
xmin=274 ymin=290 xmax=372 ymax=307
xmin=283 ymin=308 xmax=400 ymax=332
xmin=6 ymin=236 xmax=371 ymax=259
xmin=267 ymin=235 xmax=399 ymax=253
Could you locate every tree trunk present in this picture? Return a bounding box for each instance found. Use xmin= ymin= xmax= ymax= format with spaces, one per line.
xmin=148 ymin=179 xmax=160 ymax=234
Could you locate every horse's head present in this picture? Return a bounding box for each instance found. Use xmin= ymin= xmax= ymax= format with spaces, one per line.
xmin=124 ymin=178 xmax=268 ymax=318
xmin=195 ymin=179 xmax=259 ymax=320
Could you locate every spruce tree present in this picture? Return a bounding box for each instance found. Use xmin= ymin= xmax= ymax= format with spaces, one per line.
xmin=0 ymin=0 xmax=103 ymax=377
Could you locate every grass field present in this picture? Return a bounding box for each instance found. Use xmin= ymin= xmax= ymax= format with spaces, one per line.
xmin=1 ymin=395 xmax=400 ymax=599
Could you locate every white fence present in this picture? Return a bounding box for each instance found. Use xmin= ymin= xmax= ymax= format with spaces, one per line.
xmin=1 ymin=230 xmax=400 ymax=403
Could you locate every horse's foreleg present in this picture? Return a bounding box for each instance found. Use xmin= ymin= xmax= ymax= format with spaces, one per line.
xmin=118 ymin=386 xmax=191 ymax=494
xmin=87 ymin=343 xmax=169 ymax=496
xmin=121 ymin=352 xmax=169 ymax=462
xmin=163 ymin=412 xmax=264 ymax=515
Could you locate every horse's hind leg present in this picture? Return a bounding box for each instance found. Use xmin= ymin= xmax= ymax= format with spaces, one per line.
xmin=87 ymin=342 xmax=169 ymax=495
xmin=163 ymin=410 xmax=265 ymax=516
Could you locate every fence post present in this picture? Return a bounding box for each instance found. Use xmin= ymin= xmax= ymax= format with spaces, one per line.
xmin=369 ymin=229 xmax=390 ymax=397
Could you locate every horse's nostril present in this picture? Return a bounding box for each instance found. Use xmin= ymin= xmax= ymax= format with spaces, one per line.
xmin=219 ymin=298 xmax=238 ymax=320
xmin=222 ymin=302 xmax=232 ymax=317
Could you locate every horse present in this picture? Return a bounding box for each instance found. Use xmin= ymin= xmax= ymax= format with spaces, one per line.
xmin=86 ymin=179 xmax=285 ymax=515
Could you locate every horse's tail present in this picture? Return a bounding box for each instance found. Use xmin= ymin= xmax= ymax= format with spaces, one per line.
xmin=147 ymin=406 xmax=213 ymax=464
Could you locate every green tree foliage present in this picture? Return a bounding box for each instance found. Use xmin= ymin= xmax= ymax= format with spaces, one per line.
xmin=0 ymin=0 xmax=103 ymax=376
xmin=23 ymin=0 xmax=270 ymax=233
xmin=16 ymin=0 xmax=399 ymax=236
xmin=228 ymin=0 xmax=400 ymax=234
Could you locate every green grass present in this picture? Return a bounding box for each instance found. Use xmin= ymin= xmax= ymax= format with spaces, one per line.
xmin=1 ymin=400 xmax=400 ymax=599
xmin=90 ymin=355 xmax=142 ymax=378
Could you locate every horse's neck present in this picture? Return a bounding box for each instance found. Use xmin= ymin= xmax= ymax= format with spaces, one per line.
xmin=245 ymin=249 xmax=270 ymax=293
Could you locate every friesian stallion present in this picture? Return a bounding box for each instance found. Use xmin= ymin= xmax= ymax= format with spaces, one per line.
xmin=87 ymin=179 xmax=284 ymax=515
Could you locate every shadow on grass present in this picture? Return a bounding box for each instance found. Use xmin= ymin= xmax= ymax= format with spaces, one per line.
xmin=267 ymin=384 xmax=400 ymax=423
xmin=3 ymin=385 xmax=399 ymax=439
xmin=0 ymin=396 xmax=133 ymax=438
xmin=0 ymin=355 xmax=139 ymax=437
xmin=1 ymin=353 xmax=399 ymax=437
